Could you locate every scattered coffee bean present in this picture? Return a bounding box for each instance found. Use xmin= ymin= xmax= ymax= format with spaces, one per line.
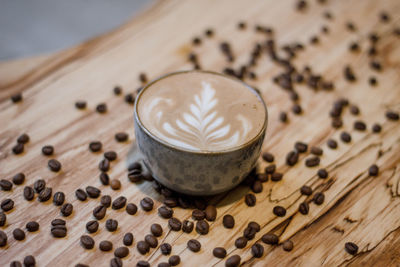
xmin=123 ymin=232 xmax=134 ymax=246
xmin=160 ymin=243 xmax=172 ymax=255
xmin=262 ymin=233 xmax=279 ymax=245
xmin=137 ymin=240 xmax=150 ymax=255
xmin=11 ymin=93 xmax=23 ymax=103
xmin=110 ymin=257 xmax=123 ymax=267
xmin=115 ymin=132 xmax=128 ymax=142
xmin=17 ymin=133 xmax=29 ymax=144
xmin=273 ymin=206 xmax=286 ymax=217
xmin=305 ymin=157 xmax=320 ymax=167
xmin=34 ymin=179 xmax=46 ymax=193
xmin=299 ymin=202 xmax=309 ymax=215
xmin=196 ymin=220 xmax=209 ymax=235
xmin=205 ymin=205 xmax=217 ymax=221
xmin=313 ymin=192 xmax=325 ymax=205
xmin=112 ymin=196 xmax=127 ymax=210
xmin=248 ymin=221 xmax=260 ymax=232
xmin=110 ymin=179 xmax=121 ymax=190
xmin=113 ymin=86 xmax=122 ymax=95
xmin=262 ymin=152 xmax=274 ymax=162
xmin=137 ymin=261 xmax=150 ymax=267
xmin=13 ymin=228 xmax=25 ymax=241
xmin=295 ymin=141 xmax=308 ymax=153
xmin=96 ymin=103 xmax=107 ymax=113
xmin=327 ymin=139 xmax=338 ymax=149
xmin=51 ymin=219 xmax=66 ymax=226
xmin=386 ymin=111 xmax=399 ymax=121
xmin=26 ymin=221 xmax=39 ymax=232
xmin=75 ymin=101 xmax=86 ymax=109
xmin=53 ymin=191 xmax=65 ymax=206
xmin=340 ymin=132 xmax=352 ymax=143
xmin=182 ymin=220 xmax=194 ymax=233
xmin=271 ymin=172 xmax=283 ymax=182
xmin=265 ymin=164 xmax=276 ymax=174
xmin=354 ymin=121 xmax=367 ymax=131
xmin=12 ymin=173 xmax=25 ymax=185
xmin=300 ymin=185 xmax=313 ymax=196
xmin=223 ymin=215 xmax=235 ymax=229
xmin=38 ymin=187 xmax=52 ymax=202
xmin=105 ymin=219 xmax=118 ymax=232
xmin=225 ymin=255 xmax=241 ymax=267
xmin=99 ymin=159 xmax=110 ymax=172
xmin=0 ymin=212 xmax=6 ymax=226
xmin=86 ymin=220 xmax=99 ymax=233
xmin=23 ymin=186 xmax=34 ymax=201
xmin=103 ymin=151 xmax=117 ymax=162
xmin=372 ymin=123 xmax=381 ymax=133
xmin=251 ymin=243 xmax=264 ymax=258
xmin=245 ymin=193 xmax=256 ymax=207
xmin=1 ymin=199 xmax=14 ymax=211
xmin=114 ymin=246 xmax=129 ymax=258
xmin=101 ymin=195 xmax=112 ymax=207
xmin=12 ymin=143 xmax=24 ymax=154
xmin=282 ymin=240 xmax=294 ymax=251
xmin=145 ymin=234 xmax=158 ymax=248
xmin=158 ymin=206 xmax=173 ymax=219
xmin=23 ymin=255 xmax=35 ymax=267
xmin=41 ymin=145 xmax=54 ymax=156
xmin=140 ymin=197 xmax=154 ymax=211
xmin=187 ymin=239 xmax=201 ymax=252
xmin=125 ymin=203 xmax=137 ymax=215
xmin=61 ymin=203 xmax=73 ymax=217
xmin=286 ymin=151 xmax=299 ymax=166
xmin=257 ymin=173 xmax=268 ymax=182
xmin=48 ymin=159 xmax=61 ymax=172
xmin=292 ymin=104 xmax=302 ymax=114
xmin=89 ymin=141 xmax=102 ymax=152
xmin=10 ymin=261 xmax=22 ymax=267
xmin=192 ymin=209 xmax=206 ymax=220
xmin=345 ymin=242 xmax=358 ymax=255
xmin=75 ymin=189 xmax=87 ymax=201
xmin=205 ymin=28 xmax=214 ymax=37
xmin=0 ymin=179 xmax=12 ymax=191
xmin=344 ymin=65 xmax=356 ymax=82
xmin=99 ymin=240 xmax=113 ymax=251
xmin=168 ymin=255 xmax=180 ymax=266
xmin=150 ymin=223 xmax=163 ymax=237
xmin=369 ymin=164 xmax=379 ymax=176
xmin=85 ymin=186 xmax=101 ymax=198
xmin=51 ymin=224 xmax=67 ymax=238
xmin=279 ymin=111 xmax=288 ymax=123
xmin=0 ymin=230 xmax=7 ymax=247
xmin=213 ymin=247 xmax=227 ymax=258
xmin=93 ymin=205 xmax=107 ymax=220
xmin=332 ymin=118 xmax=343 ymax=129
xmin=243 ymin=226 xmax=257 ymax=240
xmin=310 ymin=146 xmax=323 ymax=156
xmin=99 ymin=172 xmax=110 ymax=185
xmin=164 ymin=197 xmax=178 ymax=208
xmin=81 ymin=235 xmax=95 ymax=249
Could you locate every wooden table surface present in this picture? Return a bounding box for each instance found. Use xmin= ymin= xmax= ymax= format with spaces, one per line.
xmin=1 ymin=0 xmax=400 ymax=266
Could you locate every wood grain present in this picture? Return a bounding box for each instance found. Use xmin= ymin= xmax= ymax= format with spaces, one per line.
xmin=1 ymin=0 xmax=400 ymax=266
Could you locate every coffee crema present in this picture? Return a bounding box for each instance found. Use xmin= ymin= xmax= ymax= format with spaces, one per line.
xmin=137 ymin=71 xmax=266 ymax=152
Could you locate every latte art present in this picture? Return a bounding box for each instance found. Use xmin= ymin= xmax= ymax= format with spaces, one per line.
xmin=137 ymin=72 xmax=266 ymax=152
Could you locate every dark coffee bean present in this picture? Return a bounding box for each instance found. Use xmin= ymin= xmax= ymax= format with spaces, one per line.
xmin=124 ymin=93 xmax=135 ymax=104
xmin=273 ymin=206 xmax=286 ymax=217
xmin=38 ymin=187 xmax=52 ymax=202
xmin=305 ymin=157 xmax=320 ymax=167
xmin=23 ymin=255 xmax=35 ymax=267
xmin=86 ymin=220 xmax=99 ymax=233
xmin=205 ymin=205 xmax=217 ymax=221
xmin=93 ymin=205 xmax=107 ymax=220
xmin=110 ymin=257 xmax=123 ymax=267
xmin=248 ymin=221 xmax=260 ymax=232
xmin=140 ymin=197 xmax=154 ymax=211
xmin=243 ymin=226 xmax=257 ymax=240
xmin=262 ymin=152 xmax=274 ymax=162
xmin=150 ymin=223 xmax=163 ymax=237
xmin=51 ymin=219 xmax=66 ymax=226
xmin=115 ymin=132 xmax=128 ymax=142
xmin=13 ymin=228 xmax=25 ymax=241
xmin=0 ymin=212 xmax=6 ymax=226
xmin=158 ymin=205 xmax=173 ymax=219
xmin=99 ymin=240 xmax=113 ymax=251
xmin=11 ymin=93 xmax=23 ymax=103
xmin=311 ymin=147 xmax=323 ymax=156
xmin=327 ymin=139 xmax=338 ymax=149
xmin=53 ymin=191 xmax=65 ymax=206
xmin=225 ymin=255 xmax=241 ymax=267
xmin=145 ymin=234 xmax=158 ymax=248
xmin=51 ymin=225 xmax=67 ymax=238
xmin=113 ymin=86 xmax=122 ymax=95
xmin=313 ymin=192 xmax=325 ymax=205
xmin=369 ymin=164 xmax=379 ymax=176
xmin=114 ymin=246 xmax=129 ymax=258
xmin=123 ymin=232 xmax=134 ymax=246
xmin=34 ymin=179 xmax=45 ymax=193
xmin=0 ymin=230 xmax=7 ymax=247
xmin=10 ymin=261 xmax=22 ymax=267
xmin=279 ymin=111 xmax=288 ymax=123
xmin=1 ymin=199 xmax=14 ymax=211
xmin=106 ymin=219 xmax=118 ymax=232
xmin=251 ymin=243 xmax=264 ymax=258
xmin=340 ymin=132 xmax=352 ymax=143
xmin=89 ymin=141 xmax=102 ymax=152
xmin=96 ymin=103 xmax=107 ymax=113
xmin=41 ymin=145 xmax=54 ymax=156
xmin=271 ymin=172 xmax=283 ymax=182
xmin=265 ymin=164 xmax=276 ymax=174
xmin=317 ymin=168 xmax=328 ymax=179
xmin=103 ymin=151 xmax=117 ymax=161
xmin=257 ymin=173 xmax=268 ymax=182
xmin=12 ymin=173 xmax=25 ymax=185
xmin=12 ymin=143 xmax=24 ymax=154
xmin=128 ymin=162 xmax=142 ymax=171
xmin=223 ymin=215 xmax=235 ymax=229
xmin=110 ymin=179 xmax=121 ymax=190
xmin=192 ymin=209 xmax=205 ymax=220
xmin=0 ymin=179 xmax=12 ymax=191
xmin=127 ymin=169 xmax=143 ymax=183
xmin=245 ymin=193 xmax=256 ymax=207
xmin=196 ymin=220 xmax=209 ymax=235
xmin=332 ymin=118 xmax=343 ymax=129
xmin=182 ymin=220 xmax=194 ymax=233
xmin=372 ymin=123 xmax=381 ymax=133
xmin=160 ymin=243 xmax=171 ymax=255
xmin=75 ymin=101 xmax=86 ymax=109
xmin=344 ymin=65 xmax=356 ymax=82
xmin=370 ymin=60 xmax=382 ymax=71
xmin=386 ymin=111 xmax=399 ymax=121
xmin=292 ymin=104 xmax=302 ymax=114
xmin=168 ymin=218 xmax=182 ymax=231
xmin=354 ymin=121 xmax=367 ymax=131
xmin=164 ymin=197 xmax=178 ymax=208
xmin=81 ymin=235 xmax=95 ymax=249
xmin=299 ymin=202 xmax=309 ymax=215
xmin=26 ymin=221 xmax=39 ymax=232
xmin=16 ymin=134 xmax=29 ymax=145
xmin=213 ymin=247 xmax=227 ymax=258
xmin=99 ymin=159 xmax=110 ymax=172
xmin=101 ymin=195 xmax=112 ymax=207
xmin=345 ymin=242 xmax=358 ymax=255
xmin=112 ymin=196 xmax=127 ymax=210
xmin=187 ymin=239 xmax=201 ymax=252
xmin=262 ymin=233 xmax=279 ymax=245
xmin=300 ymin=185 xmax=313 ymax=196
xmin=178 ymin=196 xmax=191 ymax=209
xmin=286 ymin=151 xmax=299 ymax=166
xmin=282 ymin=240 xmax=294 ymax=251
xmin=99 ymin=172 xmax=110 ymax=185
xmin=75 ymin=189 xmax=87 ymax=201
xmin=137 ymin=240 xmax=150 ymax=255
xmin=137 ymin=261 xmax=150 ymax=267
xmin=86 ymin=186 xmax=101 ymax=198
xmin=295 ymin=141 xmax=308 ymax=153
xmin=48 ymin=159 xmax=61 ymax=172
xmin=125 ymin=203 xmax=137 ymax=215
xmin=61 ymin=203 xmax=73 ymax=217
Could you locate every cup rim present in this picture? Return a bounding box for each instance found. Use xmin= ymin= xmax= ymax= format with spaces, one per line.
xmin=134 ymin=70 xmax=268 ymax=155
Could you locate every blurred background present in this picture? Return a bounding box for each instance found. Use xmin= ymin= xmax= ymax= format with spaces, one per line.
xmin=0 ymin=0 xmax=153 ymax=61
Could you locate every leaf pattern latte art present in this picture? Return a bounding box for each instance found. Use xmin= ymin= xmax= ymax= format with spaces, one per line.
xmin=147 ymin=81 xmax=253 ymax=151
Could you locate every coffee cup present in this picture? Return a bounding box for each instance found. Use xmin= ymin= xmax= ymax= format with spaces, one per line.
xmin=134 ymin=70 xmax=267 ymax=195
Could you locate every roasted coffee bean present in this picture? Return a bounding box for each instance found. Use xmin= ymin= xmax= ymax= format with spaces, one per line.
xmin=192 ymin=209 xmax=206 ymax=220
xmin=182 ymin=220 xmax=194 ymax=233
xmin=223 ymin=215 xmax=235 ymax=229
xmin=317 ymin=169 xmax=328 ymax=179
xmin=187 ymin=239 xmax=201 ymax=252
xmin=354 ymin=121 xmax=367 ymax=131
xmin=168 ymin=218 xmax=182 ymax=231
xmin=112 ymin=196 xmax=127 ymax=210
xmin=145 ymin=234 xmax=158 ymax=248
xmin=257 ymin=173 xmax=268 ymax=182
xmin=150 ymin=223 xmax=163 ymax=237
xmin=105 ymin=219 xmax=118 ymax=232
xmin=128 ymin=161 xmax=142 ymax=171
xmin=51 ymin=219 xmax=66 ymax=226
xmin=115 ymin=132 xmax=128 ymax=142
xmin=61 ymin=203 xmax=73 ymax=217
xmin=372 ymin=123 xmax=382 ymax=133
xmin=114 ymin=246 xmax=129 ymax=258
xmin=245 ymin=193 xmax=256 ymax=207
xmin=279 ymin=111 xmax=288 ymax=123
xmin=96 ymin=103 xmax=107 ymax=113
xmin=205 ymin=205 xmax=217 ymax=221
xmin=12 ymin=143 xmax=24 ymax=154
xmin=1 ymin=199 xmax=14 ymax=211
xmin=310 ymin=146 xmax=323 ymax=156
xmin=104 ymin=151 xmax=117 ymax=161
xmin=273 ymin=206 xmax=286 ymax=217
xmin=327 ymin=139 xmax=338 ymax=149
xmin=110 ymin=257 xmax=123 ymax=267
xmin=264 ymin=164 xmax=276 ymax=174
xmin=160 ymin=243 xmax=172 ymax=255
xmin=271 ymin=172 xmax=283 ymax=182
xmin=196 ymin=220 xmax=209 ymax=235
xmin=101 ymin=195 xmax=112 ymax=207
xmin=369 ymin=164 xmax=379 ymax=176
xmin=225 ymin=255 xmax=241 ymax=267
xmin=243 ymin=226 xmax=257 ymax=240
xmin=26 ymin=221 xmax=39 ymax=232
xmin=345 ymin=242 xmax=358 ymax=255
xmin=305 ymin=157 xmax=320 ymax=167
xmin=0 ymin=179 xmax=12 ymax=191
xmin=86 ymin=186 xmax=101 ymax=198
xmin=0 ymin=230 xmax=7 ymax=247
xmin=89 ymin=141 xmax=102 ymax=152
xmin=262 ymin=152 xmax=274 ymax=162
xmin=386 ymin=111 xmax=399 ymax=121
xmin=125 ymin=203 xmax=137 ymax=215
xmin=299 ymin=202 xmax=309 ymax=215
xmin=12 ymin=173 xmax=25 ymax=185
xmin=313 ymin=192 xmax=325 ymax=205
xmin=10 ymin=261 xmax=22 ymax=267
xmin=213 ymin=247 xmax=227 ymax=258
xmin=344 ymin=65 xmax=356 ymax=81
xmin=99 ymin=240 xmax=113 ymax=251
xmin=248 ymin=221 xmax=260 ymax=232
xmin=167 ymin=255 xmax=180 ymax=266
xmin=41 ymin=145 xmax=54 ymax=156
xmin=51 ymin=225 xmax=67 ymax=238
xmin=295 ymin=142 xmax=308 ymax=153
xmin=127 ymin=169 xmax=143 ymax=183
xmin=110 ymin=179 xmax=121 ymax=190
xmin=93 ymin=205 xmax=107 ymax=220
xmin=53 ymin=191 xmax=65 ymax=206
xmin=286 ymin=151 xmax=299 ymax=166
xmin=13 ymin=228 xmax=25 ymax=241
xmin=11 ymin=93 xmax=23 ymax=103
xmin=86 ymin=220 xmax=99 ymax=233
xmin=158 ymin=205 xmax=173 ymax=219
xmin=38 ymin=187 xmax=52 ymax=202
xmin=251 ymin=243 xmax=264 ymax=258
xmin=137 ymin=261 xmax=150 ymax=267
xmin=75 ymin=100 xmax=86 ymax=109
xmin=113 ymin=86 xmax=122 ymax=95
xmin=193 ymin=198 xmax=207 ymax=210
xmin=123 ymin=232 xmax=134 ymax=246
xmin=23 ymin=255 xmax=35 ymax=267
xmin=252 ymin=180 xmax=263 ymax=193
xmin=178 ymin=196 xmax=191 ymax=209
xmin=75 ymin=189 xmax=87 ymax=201
xmin=81 ymin=235 xmax=95 ymax=249
xmin=48 ymin=159 xmax=61 ymax=172
xmin=140 ymin=197 xmax=154 ymax=211
xmin=282 ymin=240 xmax=294 ymax=251
xmin=99 ymin=172 xmax=110 ymax=185
xmin=262 ymin=233 xmax=279 ymax=245
xmin=34 ymin=179 xmax=46 ymax=193
xmin=0 ymin=212 xmax=6 ymax=226
xmin=332 ymin=118 xmax=343 ymax=129
xmin=99 ymin=159 xmax=110 ymax=172
xmin=292 ymin=104 xmax=302 ymax=114
xmin=137 ymin=240 xmax=150 ymax=255
xmin=124 ymin=93 xmax=135 ymax=104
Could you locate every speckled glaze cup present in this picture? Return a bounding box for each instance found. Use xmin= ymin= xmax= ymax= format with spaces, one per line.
xmin=133 ymin=70 xmax=268 ymax=196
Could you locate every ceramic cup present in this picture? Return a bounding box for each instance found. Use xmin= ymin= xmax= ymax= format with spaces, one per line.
xmin=133 ymin=70 xmax=268 ymax=195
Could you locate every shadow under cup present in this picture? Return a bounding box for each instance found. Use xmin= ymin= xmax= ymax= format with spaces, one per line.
xmin=133 ymin=70 xmax=268 ymax=196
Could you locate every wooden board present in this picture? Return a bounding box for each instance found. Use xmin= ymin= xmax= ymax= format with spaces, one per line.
xmin=1 ymin=0 xmax=400 ymax=266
